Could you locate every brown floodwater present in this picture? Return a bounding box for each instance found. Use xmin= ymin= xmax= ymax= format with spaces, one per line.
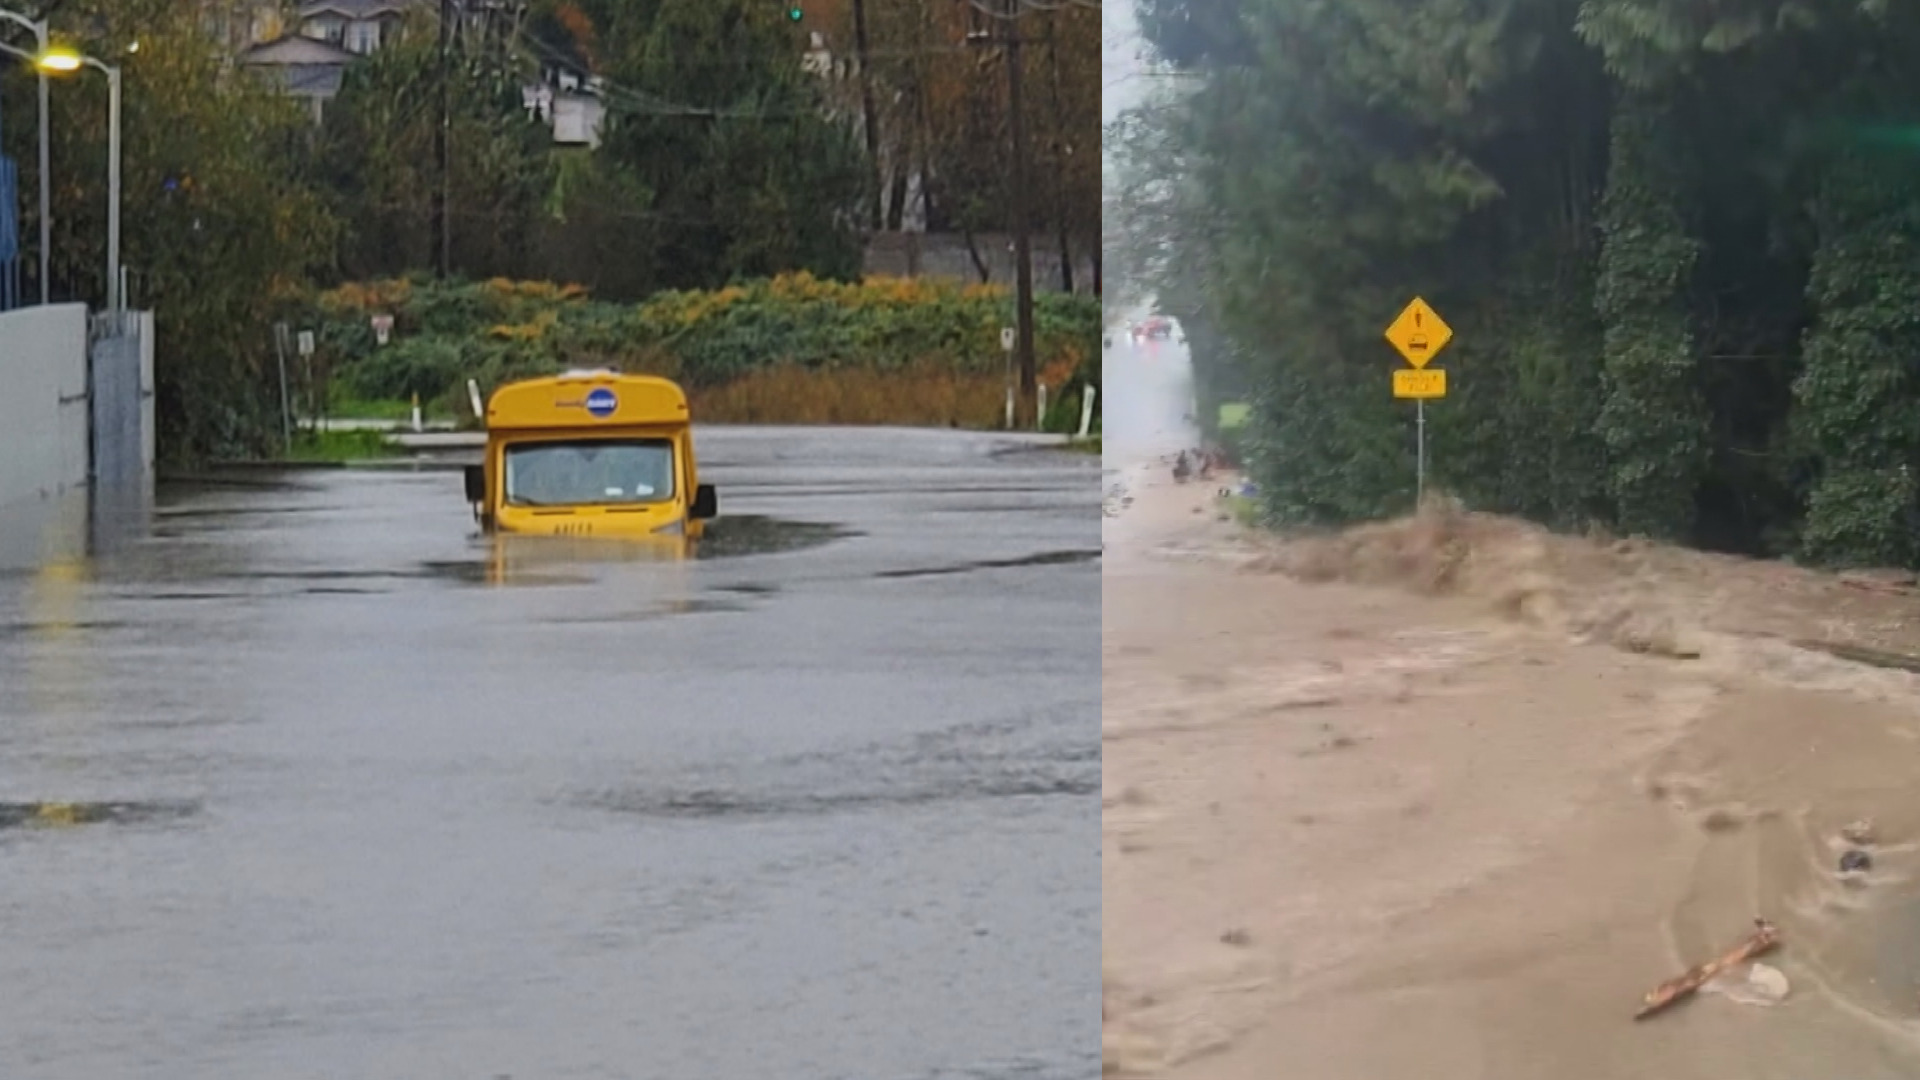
xmin=1102 ymin=328 xmax=1920 ymax=1080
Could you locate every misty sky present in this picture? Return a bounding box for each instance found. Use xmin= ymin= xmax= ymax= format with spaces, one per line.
xmin=1103 ymin=0 xmax=1146 ymax=126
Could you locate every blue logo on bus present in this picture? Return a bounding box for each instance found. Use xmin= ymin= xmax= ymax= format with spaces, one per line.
xmin=585 ymin=388 xmax=617 ymax=418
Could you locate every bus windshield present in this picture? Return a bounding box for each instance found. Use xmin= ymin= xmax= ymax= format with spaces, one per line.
xmin=503 ymin=439 xmax=677 ymax=507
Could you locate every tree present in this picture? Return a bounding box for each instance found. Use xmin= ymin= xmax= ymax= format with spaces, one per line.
xmin=1114 ymin=0 xmax=1920 ymax=561
xmin=320 ymin=10 xmax=554 ymax=281
xmin=591 ymin=0 xmax=867 ymax=290
xmin=6 ymin=0 xmax=339 ymax=461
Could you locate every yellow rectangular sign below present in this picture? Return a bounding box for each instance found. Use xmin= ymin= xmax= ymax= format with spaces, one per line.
xmin=1393 ymin=368 xmax=1446 ymax=399
xmin=1385 ymin=297 xmax=1452 ymax=369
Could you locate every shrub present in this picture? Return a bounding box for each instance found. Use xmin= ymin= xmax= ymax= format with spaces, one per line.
xmin=297 ymin=273 xmax=1102 ymax=429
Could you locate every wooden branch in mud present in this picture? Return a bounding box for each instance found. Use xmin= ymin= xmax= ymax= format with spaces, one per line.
xmin=1634 ymin=918 xmax=1780 ymax=1021
xmin=1791 ymin=638 xmax=1920 ymax=675
xmin=1841 ymin=578 xmax=1915 ymax=597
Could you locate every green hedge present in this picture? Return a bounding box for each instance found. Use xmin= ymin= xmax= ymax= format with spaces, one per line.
xmin=305 ymin=273 xmax=1101 ymax=429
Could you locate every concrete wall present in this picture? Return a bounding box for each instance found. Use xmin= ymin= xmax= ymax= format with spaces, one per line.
xmin=139 ymin=310 xmax=156 ymax=476
xmin=0 ymin=304 xmax=90 ymax=514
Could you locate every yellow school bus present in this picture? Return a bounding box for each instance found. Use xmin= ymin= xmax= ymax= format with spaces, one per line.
xmin=462 ymin=370 xmax=718 ymax=540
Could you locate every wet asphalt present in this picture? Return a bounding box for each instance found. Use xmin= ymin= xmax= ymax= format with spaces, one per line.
xmin=0 ymin=426 xmax=1100 ymax=1079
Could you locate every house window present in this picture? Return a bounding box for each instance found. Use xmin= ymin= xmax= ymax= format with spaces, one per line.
xmin=346 ymin=19 xmax=379 ymax=55
xmin=307 ymin=16 xmax=344 ymax=45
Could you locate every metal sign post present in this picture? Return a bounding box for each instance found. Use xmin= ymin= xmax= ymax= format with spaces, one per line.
xmin=273 ymin=322 xmax=293 ymax=453
xmin=1001 ymin=326 xmax=1016 ymax=429
xmin=1416 ymin=400 xmax=1426 ymax=504
xmin=1385 ymin=298 xmax=1453 ymax=508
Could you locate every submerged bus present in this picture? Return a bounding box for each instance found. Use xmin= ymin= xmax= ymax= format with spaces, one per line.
xmin=462 ymin=370 xmax=718 ymax=540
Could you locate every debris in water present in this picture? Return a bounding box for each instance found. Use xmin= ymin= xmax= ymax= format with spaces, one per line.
xmin=1706 ymin=962 xmax=1790 ymax=1007
xmin=1635 ymin=917 xmax=1781 ymax=1020
xmin=1842 ymin=818 xmax=1877 ymax=846
xmin=1220 ymin=928 xmax=1251 ymax=947
xmin=1840 ymin=849 xmax=1873 ymax=873
xmin=1839 ymin=570 xmax=1916 ymax=596
xmin=1790 ymin=638 xmax=1920 ymax=675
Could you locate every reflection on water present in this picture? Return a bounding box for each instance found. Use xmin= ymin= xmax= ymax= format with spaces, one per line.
xmin=457 ymin=515 xmax=855 ymax=586
xmin=0 ymin=489 xmax=89 ymax=575
xmin=0 ymin=800 xmax=199 ymax=830
xmin=0 ymin=477 xmax=153 ymax=575
xmin=4 ymin=481 xmax=154 ymax=724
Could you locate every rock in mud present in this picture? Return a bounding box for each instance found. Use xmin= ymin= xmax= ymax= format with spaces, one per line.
xmin=1707 ymin=962 xmax=1790 ymax=1007
xmin=1840 ymin=849 xmax=1873 ymax=873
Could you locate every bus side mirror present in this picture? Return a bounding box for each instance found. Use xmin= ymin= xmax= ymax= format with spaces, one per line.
xmin=464 ymin=464 xmax=486 ymax=503
xmin=690 ymin=483 xmax=718 ymax=521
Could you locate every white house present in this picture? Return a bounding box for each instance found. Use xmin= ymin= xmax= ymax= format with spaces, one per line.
xmin=296 ymin=0 xmax=412 ymax=56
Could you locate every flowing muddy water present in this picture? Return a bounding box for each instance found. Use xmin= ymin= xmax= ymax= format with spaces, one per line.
xmin=1105 ymin=479 xmax=1920 ymax=1078
xmin=1101 ymin=338 xmax=1920 ymax=1078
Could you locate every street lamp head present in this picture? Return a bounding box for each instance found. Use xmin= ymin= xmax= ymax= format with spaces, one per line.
xmin=34 ymin=44 xmax=82 ymax=73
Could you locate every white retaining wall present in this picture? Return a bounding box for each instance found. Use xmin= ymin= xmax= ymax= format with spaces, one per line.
xmin=0 ymin=304 xmax=90 ymax=510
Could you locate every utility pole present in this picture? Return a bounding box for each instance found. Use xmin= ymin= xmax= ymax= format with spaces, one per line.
xmin=432 ymin=0 xmax=453 ymax=278
xmin=1043 ymin=10 xmax=1072 ymax=294
xmin=850 ymin=0 xmax=881 ymax=229
xmin=1002 ymin=0 xmax=1038 ymax=428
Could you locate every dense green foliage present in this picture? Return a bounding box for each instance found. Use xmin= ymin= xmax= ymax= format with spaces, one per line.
xmin=306 ymin=274 xmax=1099 ymax=423
xmin=318 ymin=0 xmax=864 ymax=295
xmin=1115 ymin=0 xmax=1920 ymax=566
xmin=1 ymin=0 xmax=338 ymax=460
xmin=1 ymin=0 xmax=1092 ymax=461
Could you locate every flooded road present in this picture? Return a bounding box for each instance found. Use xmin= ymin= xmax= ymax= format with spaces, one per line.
xmin=1102 ymin=308 xmax=1197 ymax=531
xmin=1102 ymin=336 xmax=1920 ymax=1077
xmin=0 ymin=426 xmax=1100 ymax=1079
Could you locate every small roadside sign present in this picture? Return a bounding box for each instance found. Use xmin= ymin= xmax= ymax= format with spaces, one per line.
xmin=1384 ymin=297 xmax=1451 ymax=369
xmin=1001 ymin=326 xmax=1016 ymax=351
xmin=297 ymin=330 xmax=315 ymax=356
xmin=1393 ymin=368 xmax=1446 ymax=399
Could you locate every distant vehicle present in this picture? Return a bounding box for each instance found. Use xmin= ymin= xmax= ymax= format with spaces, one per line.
xmin=463 ymin=369 xmax=718 ymax=540
xmin=1130 ymin=316 xmax=1174 ymax=341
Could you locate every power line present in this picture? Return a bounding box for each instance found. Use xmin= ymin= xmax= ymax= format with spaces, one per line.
xmin=407 ymin=2 xmax=1093 ymax=124
xmin=506 ymin=20 xmax=817 ymax=119
xmin=964 ymin=0 xmax=1101 ymax=19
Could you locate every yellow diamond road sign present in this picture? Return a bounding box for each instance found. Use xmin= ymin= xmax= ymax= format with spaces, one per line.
xmin=1385 ymin=297 xmax=1451 ymax=369
xmin=1393 ymin=368 xmax=1446 ymax=399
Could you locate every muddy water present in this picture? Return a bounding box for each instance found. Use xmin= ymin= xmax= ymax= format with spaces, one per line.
xmin=1106 ymin=478 xmax=1920 ymax=1079
xmin=1656 ymin=687 xmax=1920 ymax=1026
xmin=0 ymin=427 xmax=1099 ymax=1080
xmin=1101 ymin=325 xmax=1920 ymax=1076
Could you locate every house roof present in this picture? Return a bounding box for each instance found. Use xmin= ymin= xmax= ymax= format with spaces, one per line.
xmin=298 ymin=0 xmax=416 ymax=18
xmin=283 ymin=66 xmax=348 ymax=96
xmin=240 ymin=34 xmax=360 ymax=67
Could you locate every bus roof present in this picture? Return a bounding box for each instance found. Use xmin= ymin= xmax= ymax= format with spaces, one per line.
xmin=486 ymin=371 xmax=691 ymax=431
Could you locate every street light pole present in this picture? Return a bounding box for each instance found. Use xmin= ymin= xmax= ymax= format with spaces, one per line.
xmin=35 ymin=29 xmax=44 ymax=303
xmin=89 ymin=57 xmax=117 ymax=316
xmin=0 ymin=7 xmax=51 ymax=305
xmin=13 ymin=38 xmax=122 ymax=317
